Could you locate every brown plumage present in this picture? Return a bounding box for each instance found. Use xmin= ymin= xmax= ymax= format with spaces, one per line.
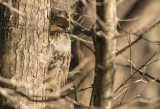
xmin=50 ymin=16 xmax=69 ymax=33
xmin=46 ymin=33 xmax=71 ymax=94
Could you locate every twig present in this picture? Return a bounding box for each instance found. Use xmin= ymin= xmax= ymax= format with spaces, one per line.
xmin=117 ymin=63 xmax=160 ymax=84
xmin=0 ymin=1 xmax=26 ymax=16
xmin=69 ymin=56 xmax=93 ymax=77
xmin=80 ymin=41 xmax=95 ymax=54
xmin=116 ymin=19 xmax=160 ymax=56
xmin=143 ymin=20 xmax=160 ymax=34
xmin=118 ymin=16 xmax=141 ymax=22
xmin=116 ymin=35 xmax=142 ymax=56
xmin=117 ymin=87 xmax=128 ymax=108
xmin=114 ymin=83 xmax=131 ymax=100
xmin=65 ymin=97 xmax=94 ymax=109
xmin=118 ymin=97 xmax=160 ymax=109
xmin=116 ymin=47 xmax=159 ymax=84
xmin=0 ymin=76 xmax=31 ymax=89
xmin=114 ymin=52 xmax=157 ymax=93
xmin=114 ymin=76 xmax=156 ymax=100
xmin=71 ymin=34 xmax=93 ymax=44
xmin=118 ymin=34 xmax=133 ymax=107
xmin=0 ymin=87 xmax=29 ymax=108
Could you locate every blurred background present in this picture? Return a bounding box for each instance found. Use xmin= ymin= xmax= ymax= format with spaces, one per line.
xmin=70 ymin=0 xmax=160 ymax=109
xmin=1 ymin=0 xmax=160 ymax=109
xmin=116 ymin=0 xmax=160 ymax=108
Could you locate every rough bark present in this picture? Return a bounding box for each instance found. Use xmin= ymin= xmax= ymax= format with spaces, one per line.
xmin=0 ymin=4 xmax=7 ymax=109
xmin=2 ymin=0 xmax=73 ymax=109
xmin=94 ymin=0 xmax=117 ymax=109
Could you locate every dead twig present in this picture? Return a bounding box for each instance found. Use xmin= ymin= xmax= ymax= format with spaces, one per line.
xmin=114 ymin=52 xmax=157 ymax=93
xmin=0 ymin=1 xmax=26 ymax=16
xmin=116 ymin=20 xmax=160 ymax=56
xmin=117 ymin=62 xmax=160 ymax=84
xmin=65 ymin=97 xmax=95 ymax=109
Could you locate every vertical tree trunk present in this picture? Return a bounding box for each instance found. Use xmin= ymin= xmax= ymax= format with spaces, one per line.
xmin=94 ymin=0 xmax=117 ymax=109
xmin=0 ymin=3 xmax=7 ymax=109
xmin=2 ymin=0 xmax=73 ymax=109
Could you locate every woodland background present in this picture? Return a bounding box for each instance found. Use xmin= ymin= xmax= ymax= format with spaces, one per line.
xmin=0 ymin=0 xmax=160 ymax=109
xmin=72 ymin=0 xmax=160 ymax=108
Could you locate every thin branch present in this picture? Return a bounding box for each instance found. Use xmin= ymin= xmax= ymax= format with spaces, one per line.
xmin=71 ymin=34 xmax=93 ymax=44
xmin=114 ymin=52 xmax=157 ymax=93
xmin=143 ymin=20 xmax=160 ymax=34
xmin=117 ymin=63 xmax=160 ymax=84
xmin=69 ymin=56 xmax=93 ymax=77
xmin=114 ymin=83 xmax=131 ymax=100
xmin=118 ymin=97 xmax=160 ymax=109
xmin=0 ymin=87 xmax=30 ymax=108
xmin=80 ymin=41 xmax=95 ymax=54
xmin=0 ymin=76 xmax=31 ymax=89
xmin=117 ymin=88 xmax=128 ymax=108
xmin=116 ymin=19 xmax=160 ymax=56
xmin=65 ymin=97 xmax=95 ymax=109
xmin=0 ymin=1 xmax=26 ymax=16
xmin=117 ymin=34 xmax=132 ymax=107
xmin=118 ymin=16 xmax=141 ymax=22
xmin=0 ymin=78 xmax=91 ymax=104
xmin=116 ymin=35 xmax=142 ymax=56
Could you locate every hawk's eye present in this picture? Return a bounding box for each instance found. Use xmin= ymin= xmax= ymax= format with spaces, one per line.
xmin=53 ymin=17 xmax=69 ymax=28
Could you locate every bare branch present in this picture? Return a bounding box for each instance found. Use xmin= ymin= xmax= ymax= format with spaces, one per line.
xmin=0 ymin=1 xmax=26 ymax=16
xmin=65 ymin=97 xmax=95 ymax=109
xmin=118 ymin=97 xmax=160 ymax=109
xmin=117 ymin=62 xmax=160 ymax=84
xmin=115 ymin=52 xmax=157 ymax=93
xmin=116 ymin=35 xmax=142 ymax=56
xmin=71 ymin=34 xmax=93 ymax=44
xmin=69 ymin=56 xmax=93 ymax=77
xmin=116 ymin=19 xmax=160 ymax=56
xmin=0 ymin=76 xmax=31 ymax=89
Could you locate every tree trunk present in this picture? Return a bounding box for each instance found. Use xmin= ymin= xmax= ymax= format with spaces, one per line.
xmin=2 ymin=0 xmax=73 ymax=109
xmin=93 ymin=0 xmax=117 ymax=109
